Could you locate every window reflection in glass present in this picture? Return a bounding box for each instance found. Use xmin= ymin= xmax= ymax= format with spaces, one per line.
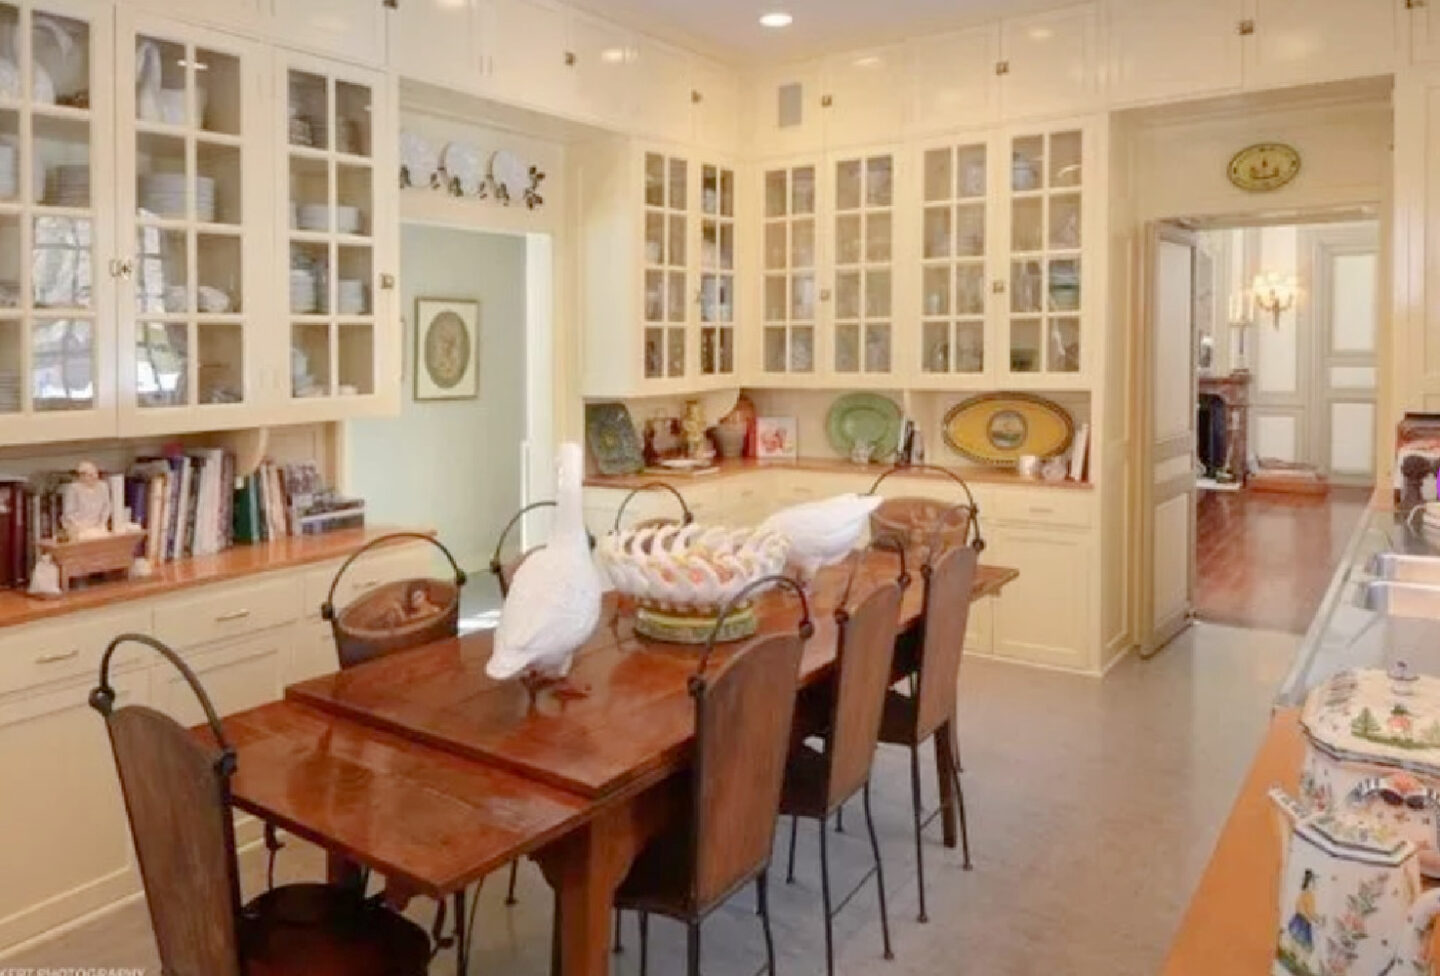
xmin=135 ymin=321 xmax=188 ymax=407
xmin=32 ymin=317 xmax=94 ymax=411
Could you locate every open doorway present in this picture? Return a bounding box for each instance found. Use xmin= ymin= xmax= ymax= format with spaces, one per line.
xmin=1152 ymin=214 xmax=1377 ymax=634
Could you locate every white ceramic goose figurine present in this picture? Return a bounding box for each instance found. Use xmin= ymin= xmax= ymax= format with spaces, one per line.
xmin=757 ymin=493 xmax=884 ymax=584
xmin=488 ymin=441 xmax=602 ymax=699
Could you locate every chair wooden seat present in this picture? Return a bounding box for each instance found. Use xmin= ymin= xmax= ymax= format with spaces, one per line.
xmin=241 ymin=884 xmax=431 ymax=976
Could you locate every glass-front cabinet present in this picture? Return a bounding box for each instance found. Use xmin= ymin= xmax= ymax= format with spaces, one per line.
xmin=279 ymin=51 xmax=395 ymax=416
xmin=761 ymin=162 xmax=817 ymax=376
xmin=642 ymin=150 xmax=687 ymax=380
xmin=920 ymin=140 xmax=989 ymax=377
xmin=697 ymin=161 xmax=735 ymax=379
xmin=116 ymin=13 xmax=261 ymax=432
xmin=0 ymin=0 xmax=112 ymax=445
xmin=832 ymin=152 xmax=893 ymax=376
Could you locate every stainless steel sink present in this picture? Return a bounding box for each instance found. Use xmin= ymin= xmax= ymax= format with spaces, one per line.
xmin=1369 ymin=553 xmax=1440 ymax=585
xmin=1358 ymin=580 xmax=1440 ymax=619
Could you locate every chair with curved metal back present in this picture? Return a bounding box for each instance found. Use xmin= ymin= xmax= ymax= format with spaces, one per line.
xmin=610 ymin=481 xmax=694 ymax=535
xmin=617 ymin=576 xmax=812 ymax=976
xmin=866 ymin=464 xmax=985 ymax=557
xmin=877 ymin=541 xmax=980 ymax=923
xmin=89 ymin=633 xmax=432 ymax=976
xmin=779 ymin=544 xmax=907 ymax=976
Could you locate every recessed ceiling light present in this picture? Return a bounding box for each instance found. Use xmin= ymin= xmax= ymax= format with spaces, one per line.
xmin=600 ymin=46 xmax=627 ymax=64
xmin=759 ymin=11 xmax=793 ymax=28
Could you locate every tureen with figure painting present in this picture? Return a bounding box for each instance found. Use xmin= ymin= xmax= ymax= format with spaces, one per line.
xmin=1299 ymin=664 xmax=1440 ymax=877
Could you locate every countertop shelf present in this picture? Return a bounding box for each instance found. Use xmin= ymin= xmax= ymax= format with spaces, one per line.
xmin=585 ymin=457 xmax=1094 ymax=492
xmin=0 ymin=526 xmax=426 ymax=631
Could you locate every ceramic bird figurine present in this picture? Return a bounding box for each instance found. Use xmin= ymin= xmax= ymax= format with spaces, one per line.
xmin=757 ymin=493 xmax=884 ymax=584
xmin=488 ymin=442 xmax=602 ymax=701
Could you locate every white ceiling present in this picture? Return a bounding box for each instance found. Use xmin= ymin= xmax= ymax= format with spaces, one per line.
xmin=566 ymin=0 xmax=1065 ymax=64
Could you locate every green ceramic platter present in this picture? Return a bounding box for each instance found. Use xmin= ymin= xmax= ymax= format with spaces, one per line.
xmin=825 ymin=393 xmax=903 ymax=459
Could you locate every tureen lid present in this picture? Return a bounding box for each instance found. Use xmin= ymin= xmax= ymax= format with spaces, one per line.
xmin=1301 ymin=665 xmax=1440 ymax=779
xmin=1296 ymin=806 xmax=1414 ymax=866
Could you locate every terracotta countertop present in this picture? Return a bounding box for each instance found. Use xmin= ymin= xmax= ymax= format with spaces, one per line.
xmin=0 ymin=526 xmax=428 ymax=630
xmin=585 ymin=457 xmax=1094 ymax=492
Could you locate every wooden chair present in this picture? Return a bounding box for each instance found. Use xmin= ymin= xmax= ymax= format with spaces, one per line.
xmin=88 ymin=633 xmax=432 ymax=976
xmin=878 ymin=543 xmax=979 ymax=924
xmin=615 ymin=575 xmax=810 ymax=976
xmin=780 ymin=557 xmax=905 ymax=976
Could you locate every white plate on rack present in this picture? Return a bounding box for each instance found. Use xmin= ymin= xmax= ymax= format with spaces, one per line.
xmin=441 ymin=142 xmax=484 ymax=195
xmin=490 ymin=149 xmax=527 ymax=200
xmin=399 ymin=130 xmax=438 ymax=188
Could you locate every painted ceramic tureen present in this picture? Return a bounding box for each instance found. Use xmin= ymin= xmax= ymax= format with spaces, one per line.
xmin=595 ymin=523 xmax=790 ymax=644
xmin=1300 ymin=664 xmax=1440 ymax=877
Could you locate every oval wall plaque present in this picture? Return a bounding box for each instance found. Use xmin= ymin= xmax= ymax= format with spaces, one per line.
xmin=1227 ymin=143 xmax=1301 ymax=192
xmin=942 ymin=393 xmax=1075 ymax=466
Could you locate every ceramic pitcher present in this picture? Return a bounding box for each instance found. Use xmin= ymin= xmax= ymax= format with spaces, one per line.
xmin=1271 ymin=787 xmax=1440 ymax=976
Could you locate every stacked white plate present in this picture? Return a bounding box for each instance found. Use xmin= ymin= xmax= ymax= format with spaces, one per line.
xmin=49 ymin=164 xmax=90 ymax=207
xmin=297 ymin=204 xmax=330 ymax=231
xmin=0 ymin=367 xmax=18 ymax=413
xmin=335 ymin=206 xmax=361 ymax=235
xmin=337 ymin=280 xmax=365 ymax=315
xmin=139 ymin=173 xmax=216 ymax=221
xmin=290 ymin=268 xmax=317 ymax=314
xmin=0 ymin=144 xmax=17 ymax=201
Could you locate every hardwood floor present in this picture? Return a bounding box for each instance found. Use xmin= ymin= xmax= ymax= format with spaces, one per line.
xmin=1195 ymin=485 xmax=1370 ymax=633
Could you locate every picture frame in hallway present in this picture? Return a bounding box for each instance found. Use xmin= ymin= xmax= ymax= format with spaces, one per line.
xmin=414 ymin=298 xmax=478 ymax=401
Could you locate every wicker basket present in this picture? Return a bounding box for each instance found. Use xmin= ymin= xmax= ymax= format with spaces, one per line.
xmin=321 ymin=532 xmax=467 ymax=670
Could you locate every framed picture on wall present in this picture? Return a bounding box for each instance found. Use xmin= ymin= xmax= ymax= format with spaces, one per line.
xmin=755 ymin=416 xmax=798 ymax=459
xmin=415 ymin=298 xmax=479 ymax=400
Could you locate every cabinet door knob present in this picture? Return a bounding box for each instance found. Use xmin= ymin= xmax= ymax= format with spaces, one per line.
xmin=109 ymin=258 xmax=133 ymax=280
xmin=564 ymin=51 xmax=576 ymax=67
xmin=1408 ymin=0 xmax=1427 ymax=9
xmin=383 ymin=0 xmax=397 ymax=8
xmin=820 ymin=94 xmax=833 ymax=108
xmin=380 ymin=273 xmax=396 ymax=290
xmin=995 ymin=60 xmax=1010 ymax=76
xmin=1237 ymin=18 xmax=1255 ymax=35
xmin=991 ymin=280 xmax=1007 ymax=294
xmin=691 ymin=89 xmax=703 ymax=104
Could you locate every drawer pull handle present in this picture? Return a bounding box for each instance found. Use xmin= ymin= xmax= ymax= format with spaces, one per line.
xmin=35 ymin=648 xmax=79 ymax=664
xmin=1029 ymin=507 xmax=1054 ymax=515
xmin=215 ymin=608 xmax=252 ymax=623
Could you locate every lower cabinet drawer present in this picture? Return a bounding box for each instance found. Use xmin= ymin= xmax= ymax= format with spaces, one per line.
xmin=149 ymin=630 xmax=288 ymax=725
xmin=0 ymin=606 xmax=153 ymax=698
xmin=987 ymin=488 xmax=1094 ymax=528
xmin=153 ymin=576 xmax=302 ymax=651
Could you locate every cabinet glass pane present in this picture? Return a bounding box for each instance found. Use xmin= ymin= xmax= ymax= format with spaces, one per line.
xmin=336 ymin=164 xmax=372 ymax=236
xmin=956 ymin=203 xmax=984 ymax=257
xmin=765 ymin=170 xmax=786 ymax=218
xmin=287 ymin=71 xmax=328 ymax=150
xmin=957 ymin=145 xmax=986 ymax=198
xmin=197 ymin=322 xmax=242 ymax=403
xmin=701 ymin=165 xmax=718 ymax=215
xmin=1011 ymin=197 xmax=1042 ymax=252
xmin=666 ymin=214 xmax=685 ymax=265
xmin=198 ymin=48 xmax=241 ymax=136
xmin=835 ymin=322 xmax=858 ymax=373
xmin=835 ymin=214 xmax=861 ymax=265
xmin=1048 ymin=317 xmax=1080 ymax=373
xmin=923 ymin=149 xmax=951 ymax=203
xmin=956 ymin=264 xmax=984 ymax=316
xmin=291 ymin=322 xmax=330 ymax=397
xmin=790 ymin=326 xmax=813 ymax=372
xmin=646 ymin=154 xmax=666 ymax=208
xmin=337 ymin=322 xmax=373 ymax=394
xmin=290 ymin=241 xmax=327 ymax=314
xmin=36 ymin=11 xmax=91 ymax=110
xmin=196 ymin=142 xmax=239 ymax=224
xmin=33 ymin=317 xmax=92 ymax=410
xmin=1011 ymin=260 xmax=1042 ymax=314
xmin=36 ymin=117 xmax=90 ymax=208
xmin=791 ymin=218 xmax=813 ymax=268
xmin=764 ymin=275 xmax=785 ymax=322
xmin=1048 ymin=258 xmax=1080 ymax=312
xmin=646 ymin=212 xmax=665 ymax=266
xmin=0 ymin=319 xmax=18 ymax=413
xmin=0 ymin=109 xmax=16 ymax=203
xmin=336 ymin=246 xmax=370 ymax=316
xmin=135 ymin=132 xmax=184 ymax=217
xmin=32 ymin=215 xmax=91 ymax=309
xmin=865 ymin=157 xmax=892 ymax=207
xmin=334 ymin=81 xmax=371 ymax=157
xmin=865 ymin=323 xmax=890 ymax=372
xmin=667 ymin=158 xmax=686 ymax=210
xmin=135 ymin=320 xmax=186 ymax=407
xmin=666 ymin=327 xmax=683 ymax=377
xmin=134 ymin=226 xmax=184 ymax=314
xmin=922 ymin=321 xmax=949 ymax=373
xmin=923 ymin=266 xmax=949 ymax=317
xmin=835 ymin=271 xmax=859 ymax=321
xmin=719 ymin=223 xmax=734 ymax=271
xmin=764 ymin=222 xmax=785 ymax=270
xmin=666 ymin=271 xmax=684 ymax=323
xmin=764 ymin=326 xmax=786 ymax=372
xmin=1050 ymin=130 xmax=1082 ymax=187
xmin=865 ymin=270 xmax=890 ymax=318
xmin=791 ymin=167 xmax=815 ymax=214
xmin=719 ymin=169 xmax=734 ymax=218
xmin=0 ymin=213 xmax=16 ymax=307
xmin=791 ymin=273 xmax=814 ymax=320
xmin=1012 ymin=135 xmax=1043 ymax=192
xmin=135 ymin=36 xmax=186 ymax=125
xmin=645 ymin=270 xmax=663 ymax=321
xmin=956 ymin=321 xmax=984 ymax=373
xmin=866 ymin=212 xmax=891 ymax=262
xmin=835 ymin=160 xmax=861 ymax=211
xmin=923 ymin=207 xmax=951 ymax=259
xmin=1050 ymin=194 xmax=1081 ymax=250
xmin=645 ymin=327 xmax=663 ymax=377
xmin=700 ymin=327 xmax=715 ymax=374
xmin=289 ymin=154 xmax=328 ymax=227
xmin=1009 ymin=319 xmax=1040 ymax=373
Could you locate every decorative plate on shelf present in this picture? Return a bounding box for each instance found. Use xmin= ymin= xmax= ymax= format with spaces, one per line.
xmin=490 ymin=150 xmax=528 ymax=201
xmin=942 ymin=393 xmax=1074 ymax=466
xmin=441 ymin=142 xmax=485 ymax=196
xmin=585 ymin=402 xmax=645 ymax=477
xmin=399 ymin=130 xmax=439 ymax=189
xmin=825 ymin=393 xmax=902 ymax=459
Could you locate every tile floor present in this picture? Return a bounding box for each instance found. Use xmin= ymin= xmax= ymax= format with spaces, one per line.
xmin=6 ymin=622 xmax=1298 ymax=976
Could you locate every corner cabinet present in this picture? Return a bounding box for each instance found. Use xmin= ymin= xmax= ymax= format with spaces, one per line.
xmin=578 ymin=140 xmax=740 ymax=398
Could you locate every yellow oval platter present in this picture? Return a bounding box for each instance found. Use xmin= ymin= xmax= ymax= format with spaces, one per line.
xmin=942 ymin=393 xmax=1075 ymax=466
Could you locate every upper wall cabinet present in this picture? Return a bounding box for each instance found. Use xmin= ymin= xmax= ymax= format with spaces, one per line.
xmin=486 ymin=0 xmax=569 ymax=111
xmin=120 ymin=0 xmax=264 ymax=35
xmin=567 ymin=9 xmax=634 ymax=124
xmin=690 ymin=56 xmax=739 ymax=152
xmin=908 ymin=25 xmax=1000 ymax=136
xmin=1416 ymin=2 xmax=1440 ymax=64
xmin=1245 ymin=0 xmax=1402 ymax=90
xmin=387 ymin=0 xmax=486 ymax=93
xmin=632 ymin=37 xmax=692 ymax=145
xmin=818 ymin=45 xmax=906 ymax=149
xmin=998 ymin=5 xmax=1100 ymax=121
xmin=270 ymin=0 xmax=387 ymax=67
xmin=745 ymin=60 xmax=824 ymax=158
xmin=1106 ymin=0 xmax=1243 ymax=106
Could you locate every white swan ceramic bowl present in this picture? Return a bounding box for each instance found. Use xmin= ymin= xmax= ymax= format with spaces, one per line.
xmin=596 ymin=523 xmax=790 ymax=644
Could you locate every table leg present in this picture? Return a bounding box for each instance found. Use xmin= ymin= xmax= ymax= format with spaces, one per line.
xmin=934 ymin=720 xmax=959 ymax=849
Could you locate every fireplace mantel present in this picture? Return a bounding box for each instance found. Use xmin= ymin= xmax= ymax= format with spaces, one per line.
xmin=1198 ymin=371 xmax=1252 ymax=484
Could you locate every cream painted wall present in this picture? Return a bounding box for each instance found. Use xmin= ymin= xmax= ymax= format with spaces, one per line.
xmin=345 ymin=226 xmax=529 ymax=573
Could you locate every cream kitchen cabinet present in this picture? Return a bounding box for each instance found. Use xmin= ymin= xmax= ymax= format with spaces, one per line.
xmin=817 ymin=44 xmax=907 ymax=150
xmin=760 ymin=158 xmax=822 ymax=379
xmin=986 ymin=524 xmax=1092 ymax=670
xmin=1245 ymin=0 xmax=1402 ymax=90
xmin=269 ymin=0 xmax=387 ymax=67
xmin=908 ymin=25 xmax=1001 ymax=136
xmin=148 ymin=629 xmax=287 ymax=725
xmin=118 ymin=0 xmax=265 ymax=35
xmin=387 ymin=0 xmax=487 ymax=93
xmin=485 ymin=0 xmax=570 ymax=113
xmin=1415 ymin=1 xmax=1440 ymax=64
xmin=690 ymin=56 xmax=740 ymax=153
xmin=745 ymin=60 xmax=825 ymax=158
xmin=1106 ymin=0 xmax=1244 ymax=106
xmin=632 ymin=37 xmax=694 ymax=146
xmin=567 ymin=9 xmax=635 ymax=126
xmin=998 ymin=4 xmax=1100 ymax=121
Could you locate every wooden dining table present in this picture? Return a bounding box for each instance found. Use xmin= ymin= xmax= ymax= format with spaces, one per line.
xmin=209 ymin=556 xmax=1018 ymax=976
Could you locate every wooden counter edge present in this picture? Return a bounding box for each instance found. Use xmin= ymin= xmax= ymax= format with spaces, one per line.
xmin=1160 ymin=708 xmax=1301 ymax=976
xmin=584 ymin=457 xmax=1096 ymax=492
xmin=0 ymin=525 xmax=434 ymax=630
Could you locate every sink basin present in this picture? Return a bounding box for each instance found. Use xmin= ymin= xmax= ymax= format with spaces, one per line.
xmin=1358 ymin=580 xmax=1440 ymax=619
xmin=1368 ymin=553 xmax=1440 ymax=585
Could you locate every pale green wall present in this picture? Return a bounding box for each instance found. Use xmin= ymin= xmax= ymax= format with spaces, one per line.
xmin=346 ymin=225 xmax=527 ymax=571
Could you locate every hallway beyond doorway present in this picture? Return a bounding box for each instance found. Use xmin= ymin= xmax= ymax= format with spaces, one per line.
xmin=1195 ymin=486 xmax=1370 ymax=633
